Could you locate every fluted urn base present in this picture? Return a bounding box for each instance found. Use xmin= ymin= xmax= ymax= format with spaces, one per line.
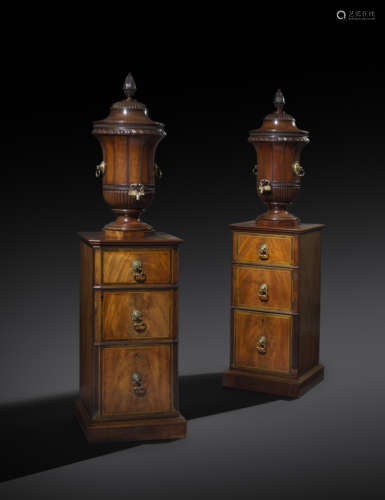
xmin=102 ymin=209 xmax=153 ymax=239
xmin=256 ymin=204 xmax=300 ymax=227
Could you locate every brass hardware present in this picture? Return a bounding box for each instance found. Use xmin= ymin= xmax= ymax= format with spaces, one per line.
xmin=251 ymin=164 xmax=258 ymax=176
xmin=132 ymin=372 xmax=146 ymax=396
xmin=256 ymin=335 xmax=267 ymax=354
xmin=128 ymin=183 xmax=145 ymax=201
xmin=155 ymin=163 xmax=163 ymax=180
xmin=293 ymin=161 xmax=305 ymax=177
xmin=258 ymin=179 xmax=272 ymax=194
xmin=131 ymin=309 xmax=147 ymax=333
xmin=258 ymin=283 xmax=268 ymax=302
xmin=95 ymin=160 xmax=106 ymax=178
xmin=259 ymin=243 xmax=269 ymax=260
xmin=131 ymin=260 xmax=146 ymax=282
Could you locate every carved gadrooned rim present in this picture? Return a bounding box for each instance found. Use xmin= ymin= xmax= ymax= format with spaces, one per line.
xmin=93 ymin=127 xmax=166 ymax=136
xmin=248 ymin=136 xmax=309 ymax=142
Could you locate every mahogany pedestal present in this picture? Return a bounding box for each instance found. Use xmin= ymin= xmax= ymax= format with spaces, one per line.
xmin=76 ymin=232 xmax=186 ymax=442
xmin=223 ymin=221 xmax=325 ymax=398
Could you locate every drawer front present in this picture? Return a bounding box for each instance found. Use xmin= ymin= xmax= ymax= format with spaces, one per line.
xmin=234 ymin=232 xmax=295 ymax=266
xmin=101 ymin=290 xmax=173 ymax=340
xmin=102 ymin=248 xmax=172 ymax=285
xmin=233 ymin=309 xmax=292 ymax=374
xmin=101 ymin=345 xmax=172 ymax=417
xmin=232 ymin=265 xmax=295 ymax=312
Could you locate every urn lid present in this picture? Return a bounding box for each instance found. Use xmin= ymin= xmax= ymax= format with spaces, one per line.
xmin=248 ymin=89 xmax=309 ymax=142
xmin=92 ymin=73 xmax=165 ymax=136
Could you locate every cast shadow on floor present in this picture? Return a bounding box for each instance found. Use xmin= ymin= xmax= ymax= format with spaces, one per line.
xmin=0 ymin=373 xmax=279 ymax=483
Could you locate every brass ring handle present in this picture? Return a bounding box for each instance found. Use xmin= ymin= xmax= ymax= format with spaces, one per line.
xmin=155 ymin=163 xmax=163 ymax=180
xmin=258 ymin=179 xmax=272 ymax=194
xmin=131 ymin=309 xmax=147 ymax=333
xmin=258 ymin=243 xmax=269 ymax=260
xmin=293 ymin=162 xmax=305 ymax=177
xmin=132 ymin=372 xmax=146 ymax=396
xmin=95 ymin=160 xmax=106 ymax=178
xmin=256 ymin=335 xmax=267 ymax=354
xmin=131 ymin=260 xmax=147 ymax=282
xmin=258 ymin=283 xmax=268 ymax=302
xmin=251 ymin=164 xmax=258 ymax=176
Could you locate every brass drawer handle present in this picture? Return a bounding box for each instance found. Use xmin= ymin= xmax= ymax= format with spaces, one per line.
xmin=95 ymin=160 xmax=106 ymax=178
xmin=256 ymin=335 xmax=267 ymax=354
xmin=258 ymin=179 xmax=272 ymax=194
xmin=131 ymin=260 xmax=147 ymax=282
xmin=132 ymin=372 xmax=146 ymax=397
xmin=259 ymin=243 xmax=269 ymax=260
xmin=258 ymin=283 xmax=268 ymax=302
xmin=131 ymin=309 xmax=147 ymax=333
xmin=293 ymin=161 xmax=305 ymax=177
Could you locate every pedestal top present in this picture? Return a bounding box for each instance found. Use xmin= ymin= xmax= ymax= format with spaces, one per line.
xmin=78 ymin=231 xmax=183 ymax=246
xmin=229 ymin=220 xmax=325 ymax=235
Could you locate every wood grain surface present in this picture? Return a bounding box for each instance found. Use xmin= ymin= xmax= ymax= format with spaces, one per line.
xmin=102 ymin=247 xmax=171 ymax=284
xmin=232 ymin=265 xmax=294 ymax=312
xmin=101 ymin=290 xmax=173 ymax=340
xmin=234 ymin=232 xmax=295 ymax=266
xmin=233 ymin=309 xmax=292 ymax=374
xmin=101 ymin=345 xmax=172 ymax=417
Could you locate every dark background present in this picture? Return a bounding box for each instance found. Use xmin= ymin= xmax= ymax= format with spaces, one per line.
xmin=0 ymin=6 xmax=384 ymax=499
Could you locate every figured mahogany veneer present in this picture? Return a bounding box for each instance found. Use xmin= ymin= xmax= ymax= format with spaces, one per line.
xmin=101 ymin=345 xmax=172 ymax=417
xmin=234 ymin=232 xmax=295 ymax=266
xmin=232 ymin=265 xmax=295 ymax=313
xmin=99 ymin=290 xmax=174 ymax=340
xmin=76 ymin=232 xmax=186 ymax=442
xmin=223 ymin=222 xmax=324 ymax=398
xmin=102 ymin=248 xmax=172 ymax=285
xmin=233 ymin=310 xmax=292 ymax=374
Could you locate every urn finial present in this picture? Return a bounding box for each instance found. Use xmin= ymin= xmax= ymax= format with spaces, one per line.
xmin=123 ymin=73 xmax=137 ymax=98
xmin=273 ymin=89 xmax=285 ymax=112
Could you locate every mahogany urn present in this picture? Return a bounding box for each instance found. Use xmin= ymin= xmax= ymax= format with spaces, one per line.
xmin=93 ymin=73 xmax=165 ymax=237
xmin=249 ymin=90 xmax=309 ymax=227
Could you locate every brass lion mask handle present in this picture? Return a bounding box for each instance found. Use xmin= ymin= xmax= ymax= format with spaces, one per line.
xmin=131 ymin=260 xmax=146 ymax=282
xmin=131 ymin=309 xmax=147 ymax=333
xmin=258 ymin=283 xmax=268 ymax=302
xmin=258 ymin=243 xmax=269 ymax=260
xmin=256 ymin=335 xmax=267 ymax=354
xmin=132 ymin=372 xmax=146 ymax=396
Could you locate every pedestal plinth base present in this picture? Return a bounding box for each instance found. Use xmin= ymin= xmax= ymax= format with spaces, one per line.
xmin=222 ymin=365 xmax=324 ymax=398
xmin=75 ymin=399 xmax=187 ymax=443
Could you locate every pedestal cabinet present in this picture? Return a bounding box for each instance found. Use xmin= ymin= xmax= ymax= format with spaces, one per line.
xmin=75 ymin=73 xmax=186 ymax=441
xmin=75 ymin=232 xmax=186 ymax=442
xmin=223 ymin=90 xmax=325 ymax=397
xmin=223 ymin=222 xmax=324 ymax=397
